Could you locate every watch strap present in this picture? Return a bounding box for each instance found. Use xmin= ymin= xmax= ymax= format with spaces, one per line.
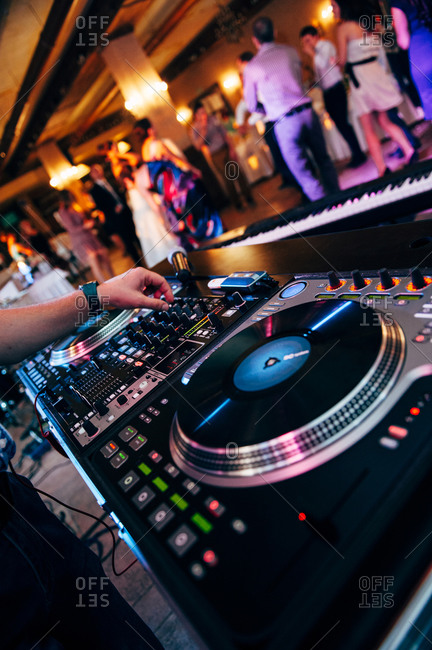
xmin=79 ymin=281 xmax=101 ymax=315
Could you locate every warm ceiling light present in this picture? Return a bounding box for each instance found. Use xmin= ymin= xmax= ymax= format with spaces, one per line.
xmin=74 ymin=163 xmax=91 ymax=179
xmin=49 ymin=163 xmax=90 ymax=189
xmin=117 ymin=141 xmax=131 ymax=155
xmin=321 ymin=3 xmax=332 ymax=19
xmin=176 ymin=107 xmax=192 ymax=124
xmin=155 ymin=81 xmax=168 ymax=92
xmin=222 ymin=74 xmax=241 ymax=90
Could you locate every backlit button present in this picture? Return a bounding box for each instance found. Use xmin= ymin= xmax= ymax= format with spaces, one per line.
xmin=138 ymin=462 xmax=152 ymax=476
xmin=167 ymin=525 xmax=198 ymax=556
xmin=164 ymin=463 xmax=180 ymax=478
xmin=119 ymin=426 xmax=138 ymax=442
xmin=148 ymin=503 xmax=175 ymax=531
xmin=414 ymin=335 xmax=426 ymax=343
xmin=100 ymin=441 xmax=118 ymax=458
xmin=170 ymin=493 xmax=189 ymax=511
xmin=149 ymin=451 xmax=162 ymax=464
xmin=182 ymin=479 xmax=200 ymax=495
xmin=191 ymin=513 xmax=213 ymax=534
xmin=152 ymin=409 xmax=160 ymax=416
xmin=129 ymin=435 xmax=147 ymax=451
xmin=152 ymin=476 xmax=169 ymax=492
xmin=379 ymin=436 xmax=399 ymax=449
xmin=139 ymin=414 xmax=152 ymax=424
xmin=118 ymin=470 xmax=139 ymax=492
xmin=147 ymin=406 xmax=155 ymax=413
xmin=132 ymin=486 xmax=156 ymax=510
xmin=160 ymin=398 xmax=169 ymax=405
xmin=388 ymin=425 xmax=408 ymax=440
xmin=202 ymin=549 xmax=218 ymax=566
xmin=110 ymin=451 xmax=128 ymax=468
xmin=204 ymin=497 xmax=226 ymax=517
xmin=190 ymin=563 xmax=206 ymax=579
xmin=231 ymin=519 xmax=247 ymax=534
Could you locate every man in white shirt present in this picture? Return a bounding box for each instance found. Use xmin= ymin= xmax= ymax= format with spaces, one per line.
xmin=300 ymin=25 xmax=366 ymax=168
xmin=236 ymin=51 xmax=299 ymax=190
xmin=244 ymin=17 xmax=339 ymax=202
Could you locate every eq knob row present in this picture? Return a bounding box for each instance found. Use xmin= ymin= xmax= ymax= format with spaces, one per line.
xmin=327 ymin=269 xmax=430 ymax=291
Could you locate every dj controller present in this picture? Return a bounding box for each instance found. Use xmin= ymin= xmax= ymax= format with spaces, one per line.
xmin=16 ymin=234 xmax=432 ymax=649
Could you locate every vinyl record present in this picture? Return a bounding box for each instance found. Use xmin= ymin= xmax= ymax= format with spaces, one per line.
xmin=50 ymin=308 xmax=135 ymax=366
xmin=171 ymin=300 xmax=405 ymax=485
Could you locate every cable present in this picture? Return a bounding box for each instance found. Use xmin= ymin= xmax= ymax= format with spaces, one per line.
xmin=33 ymin=459 xmax=72 ymax=487
xmin=8 ymin=460 xmax=138 ymax=576
xmin=33 ymin=388 xmax=46 ymax=437
xmin=18 ymin=389 xmax=137 ymax=575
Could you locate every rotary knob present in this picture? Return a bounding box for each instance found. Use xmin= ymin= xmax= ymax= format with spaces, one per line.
xmin=410 ymin=268 xmax=427 ymax=291
xmin=351 ymin=270 xmax=366 ymax=290
xmin=327 ymin=271 xmax=343 ymax=290
xmin=378 ymin=268 xmax=395 ymax=290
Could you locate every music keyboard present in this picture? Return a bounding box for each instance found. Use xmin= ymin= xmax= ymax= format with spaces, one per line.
xmin=201 ymin=159 xmax=432 ymax=250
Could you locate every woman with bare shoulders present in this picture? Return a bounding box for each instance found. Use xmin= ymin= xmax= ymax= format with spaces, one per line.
xmin=391 ymin=0 xmax=432 ymax=120
xmin=332 ymin=0 xmax=416 ymax=177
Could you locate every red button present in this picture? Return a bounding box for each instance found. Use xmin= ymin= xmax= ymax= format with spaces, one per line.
xmin=203 ymin=549 xmax=218 ymax=566
xmin=388 ymin=425 xmax=408 ymax=439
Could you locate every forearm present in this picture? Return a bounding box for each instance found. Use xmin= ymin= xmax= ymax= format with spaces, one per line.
xmin=0 ymin=291 xmax=90 ymax=364
xmin=0 ymin=268 xmax=174 ymax=365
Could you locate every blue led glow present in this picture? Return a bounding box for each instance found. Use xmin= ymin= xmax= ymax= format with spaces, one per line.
xmin=311 ymin=301 xmax=352 ymax=331
xmin=195 ymin=398 xmax=231 ymax=431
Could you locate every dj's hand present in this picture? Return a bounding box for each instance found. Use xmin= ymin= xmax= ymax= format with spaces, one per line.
xmin=97 ymin=268 xmax=174 ymax=311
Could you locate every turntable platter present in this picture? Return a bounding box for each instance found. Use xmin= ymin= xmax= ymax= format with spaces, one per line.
xmin=50 ymin=308 xmax=136 ymax=366
xmin=170 ymin=300 xmax=405 ymax=486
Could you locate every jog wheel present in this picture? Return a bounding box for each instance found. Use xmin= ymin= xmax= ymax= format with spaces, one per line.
xmin=170 ymin=300 xmax=405 ymax=486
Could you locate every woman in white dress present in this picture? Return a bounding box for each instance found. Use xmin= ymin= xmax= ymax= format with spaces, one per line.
xmin=119 ymin=167 xmax=178 ymax=269
xmin=104 ymin=142 xmax=178 ymax=268
xmin=332 ymin=0 xmax=416 ymax=177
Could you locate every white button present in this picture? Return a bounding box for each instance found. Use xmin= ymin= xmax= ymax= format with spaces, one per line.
xmin=379 ymin=437 xmax=399 ymax=449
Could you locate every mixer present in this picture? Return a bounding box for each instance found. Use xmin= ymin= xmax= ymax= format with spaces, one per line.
xmin=16 ymin=225 xmax=432 ymax=649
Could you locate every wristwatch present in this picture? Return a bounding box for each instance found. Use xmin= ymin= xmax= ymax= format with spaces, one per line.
xmin=78 ymin=280 xmax=102 ymax=315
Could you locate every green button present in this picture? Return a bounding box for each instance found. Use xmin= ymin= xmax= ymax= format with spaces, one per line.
xmin=138 ymin=462 xmax=152 ymax=476
xmin=170 ymin=493 xmax=189 ymax=511
xmin=119 ymin=452 xmax=126 ymax=459
xmin=191 ymin=513 xmax=213 ymax=534
xmin=152 ymin=476 xmax=168 ymax=492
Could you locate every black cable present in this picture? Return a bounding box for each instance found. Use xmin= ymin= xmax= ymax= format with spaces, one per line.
xmin=8 ymin=460 xmax=138 ymax=576
xmin=12 ymin=390 xmax=139 ymax=576
xmin=33 ymin=459 xmax=71 ymax=487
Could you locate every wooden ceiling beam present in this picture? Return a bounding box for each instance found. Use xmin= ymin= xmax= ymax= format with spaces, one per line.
xmin=144 ymin=0 xmax=201 ymax=55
